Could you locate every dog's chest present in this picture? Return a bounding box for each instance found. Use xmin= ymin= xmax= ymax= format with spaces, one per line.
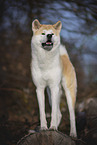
xmin=35 ymin=50 xmax=59 ymax=69
xmin=38 ymin=62 xmax=61 ymax=86
xmin=37 ymin=54 xmax=60 ymax=77
xmin=32 ymin=51 xmax=61 ymax=86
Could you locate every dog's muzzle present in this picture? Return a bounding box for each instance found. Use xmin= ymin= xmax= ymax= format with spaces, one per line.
xmin=42 ymin=34 xmax=53 ymax=51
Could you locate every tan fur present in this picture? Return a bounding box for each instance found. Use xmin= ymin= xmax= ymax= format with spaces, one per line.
xmin=61 ymin=54 xmax=77 ymax=108
xmin=34 ymin=24 xmax=60 ymax=36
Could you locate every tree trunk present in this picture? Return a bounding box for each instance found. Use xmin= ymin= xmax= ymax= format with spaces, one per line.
xmin=17 ymin=130 xmax=76 ymax=145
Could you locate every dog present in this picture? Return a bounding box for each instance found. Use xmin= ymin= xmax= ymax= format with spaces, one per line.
xmin=31 ymin=19 xmax=77 ymax=137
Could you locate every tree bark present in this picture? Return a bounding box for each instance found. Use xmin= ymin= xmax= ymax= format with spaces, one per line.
xmin=17 ymin=130 xmax=76 ymax=145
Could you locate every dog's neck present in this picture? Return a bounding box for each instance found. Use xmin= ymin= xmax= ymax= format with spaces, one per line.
xmin=31 ymin=41 xmax=60 ymax=69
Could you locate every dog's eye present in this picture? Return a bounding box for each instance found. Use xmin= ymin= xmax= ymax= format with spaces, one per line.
xmin=42 ymin=33 xmax=45 ymax=35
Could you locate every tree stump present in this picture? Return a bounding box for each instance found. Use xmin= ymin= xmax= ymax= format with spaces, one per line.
xmin=17 ymin=130 xmax=76 ymax=145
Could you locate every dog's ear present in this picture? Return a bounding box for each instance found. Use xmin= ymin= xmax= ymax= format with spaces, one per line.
xmin=32 ymin=19 xmax=41 ymax=31
xmin=53 ymin=21 xmax=62 ymax=32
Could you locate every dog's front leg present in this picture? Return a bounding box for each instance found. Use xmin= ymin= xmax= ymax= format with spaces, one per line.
xmin=36 ymin=87 xmax=47 ymax=130
xmin=50 ymin=86 xmax=60 ymax=130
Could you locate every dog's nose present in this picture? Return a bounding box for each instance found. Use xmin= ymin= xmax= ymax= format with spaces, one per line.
xmin=47 ymin=34 xmax=52 ymax=40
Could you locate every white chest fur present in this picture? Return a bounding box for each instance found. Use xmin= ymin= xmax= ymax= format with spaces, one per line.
xmin=31 ymin=43 xmax=62 ymax=88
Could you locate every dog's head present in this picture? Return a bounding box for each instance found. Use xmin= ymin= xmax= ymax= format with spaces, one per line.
xmin=32 ymin=19 xmax=62 ymax=51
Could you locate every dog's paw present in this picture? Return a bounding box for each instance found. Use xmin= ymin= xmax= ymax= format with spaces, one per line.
xmin=40 ymin=126 xmax=48 ymax=131
xmin=70 ymin=132 xmax=77 ymax=138
xmin=49 ymin=126 xmax=57 ymax=131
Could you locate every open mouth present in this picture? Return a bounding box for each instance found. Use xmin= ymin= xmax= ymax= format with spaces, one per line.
xmin=42 ymin=40 xmax=53 ymax=51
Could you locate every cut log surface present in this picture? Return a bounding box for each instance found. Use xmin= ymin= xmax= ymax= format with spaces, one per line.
xmin=17 ymin=130 xmax=76 ymax=145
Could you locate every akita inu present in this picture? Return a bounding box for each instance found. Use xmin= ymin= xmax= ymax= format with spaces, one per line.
xmin=31 ymin=19 xmax=77 ymax=137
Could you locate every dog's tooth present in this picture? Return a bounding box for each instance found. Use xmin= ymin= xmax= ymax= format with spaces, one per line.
xmin=46 ymin=42 xmax=51 ymax=44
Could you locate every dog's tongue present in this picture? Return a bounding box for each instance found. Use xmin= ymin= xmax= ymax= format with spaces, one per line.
xmin=46 ymin=42 xmax=51 ymax=45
